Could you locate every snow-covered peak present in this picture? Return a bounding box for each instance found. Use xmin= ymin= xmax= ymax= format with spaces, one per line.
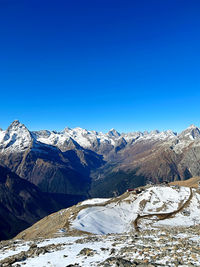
xmin=179 ymin=125 xmax=200 ymax=140
xmin=7 ymin=120 xmax=23 ymax=130
xmin=133 ymin=129 xmax=176 ymax=142
xmin=73 ymin=127 xmax=89 ymax=134
xmin=165 ymin=129 xmax=177 ymax=136
xmin=0 ymin=121 xmax=199 ymax=154
xmin=107 ymin=128 xmax=120 ymax=138
xmin=63 ymin=126 xmax=71 ymax=133
xmin=188 ymin=124 xmax=198 ymax=129
xmin=0 ymin=120 xmax=32 ymax=152
xmin=0 ymin=128 xmax=5 ymax=144
xmin=150 ymin=129 xmax=160 ymax=135
xmin=6 ymin=120 xmax=29 ymax=135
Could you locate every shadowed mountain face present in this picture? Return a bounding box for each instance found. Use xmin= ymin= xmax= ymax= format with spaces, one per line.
xmin=0 ymin=166 xmax=64 ymax=240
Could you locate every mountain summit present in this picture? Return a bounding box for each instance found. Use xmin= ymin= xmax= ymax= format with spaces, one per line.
xmin=0 ymin=120 xmax=32 ymax=152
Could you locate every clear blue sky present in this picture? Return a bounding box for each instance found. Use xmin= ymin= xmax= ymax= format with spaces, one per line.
xmin=0 ymin=0 xmax=200 ymax=133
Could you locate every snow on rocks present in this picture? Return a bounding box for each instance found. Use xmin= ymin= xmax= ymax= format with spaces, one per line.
xmin=1 ymin=228 xmax=200 ymax=266
xmin=0 ymin=120 xmax=32 ymax=152
xmin=1 ymin=120 xmax=200 ymax=157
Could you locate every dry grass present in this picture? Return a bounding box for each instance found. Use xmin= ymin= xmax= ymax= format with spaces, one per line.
xmin=170 ymin=177 xmax=200 ymax=188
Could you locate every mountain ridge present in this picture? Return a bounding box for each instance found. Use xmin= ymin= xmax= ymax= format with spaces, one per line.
xmin=0 ymin=120 xmax=198 ymax=155
xmin=1 ymin=120 xmax=200 ymax=198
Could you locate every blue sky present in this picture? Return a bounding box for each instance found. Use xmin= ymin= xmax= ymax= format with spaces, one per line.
xmin=0 ymin=0 xmax=200 ymax=133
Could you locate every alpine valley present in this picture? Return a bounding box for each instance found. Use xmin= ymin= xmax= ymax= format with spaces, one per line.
xmin=1 ymin=120 xmax=200 ymax=239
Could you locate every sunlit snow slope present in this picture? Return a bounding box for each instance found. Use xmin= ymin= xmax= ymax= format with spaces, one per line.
xmin=16 ymin=185 xmax=200 ymax=240
xmin=72 ymin=186 xmax=196 ymax=234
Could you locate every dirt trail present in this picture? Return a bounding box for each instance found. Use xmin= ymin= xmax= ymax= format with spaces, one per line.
xmin=134 ymin=187 xmax=193 ymax=231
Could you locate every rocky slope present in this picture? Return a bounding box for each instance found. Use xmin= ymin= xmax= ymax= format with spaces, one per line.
xmin=1 ymin=227 xmax=200 ymax=266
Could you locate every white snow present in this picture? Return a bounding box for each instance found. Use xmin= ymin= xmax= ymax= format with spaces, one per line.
xmin=12 ymin=236 xmax=115 ymax=267
xmin=1 ymin=121 xmax=200 ymax=156
xmin=34 ymin=127 xmax=177 ymax=152
xmin=154 ymin=188 xmax=200 ymax=227
xmin=0 ymin=242 xmax=30 ymax=260
xmin=79 ymin=198 xmax=111 ymax=206
xmin=1 ymin=230 xmax=199 ymax=266
xmin=71 ymin=186 xmax=195 ymax=235
xmin=0 ymin=120 xmax=32 ymax=152
xmin=0 ymin=129 xmax=5 ymax=143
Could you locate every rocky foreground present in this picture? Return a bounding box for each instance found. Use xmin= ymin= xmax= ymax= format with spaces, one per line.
xmin=0 ymin=226 xmax=200 ymax=266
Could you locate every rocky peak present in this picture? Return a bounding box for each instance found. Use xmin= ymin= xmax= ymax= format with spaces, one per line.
xmin=8 ymin=119 xmax=21 ymax=127
xmin=107 ymin=128 xmax=120 ymax=138
xmin=0 ymin=120 xmax=33 ymax=152
xmin=63 ymin=126 xmax=71 ymax=133
xmin=188 ymin=124 xmax=198 ymax=129
xmin=179 ymin=124 xmax=200 ymax=140
xmin=143 ymin=130 xmax=149 ymax=135
xmin=150 ymin=130 xmax=160 ymax=135
xmin=165 ymin=129 xmax=177 ymax=136
xmin=73 ymin=127 xmax=89 ymax=136
xmin=61 ymin=137 xmax=82 ymax=151
xmin=6 ymin=120 xmax=30 ymax=134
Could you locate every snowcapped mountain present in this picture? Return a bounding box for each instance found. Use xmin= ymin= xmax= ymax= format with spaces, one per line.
xmin=1 ymin=120 xmax=200 ymax=199
xmin=0 ymin=120 xmax=197 ymax=156
xmin=33 ymin=125 xmax=177 ymax=154
xmin=0 ymin=120 xmax=32 ymax=152
xmin=178 ymin=124 xmax=200 ymax=140
xmin=0 ymin=120 xmax=104 ymax=196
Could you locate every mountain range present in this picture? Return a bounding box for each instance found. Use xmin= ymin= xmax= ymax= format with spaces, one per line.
xmin=1 ymin=120 xmax=200 ymax=238
xmin=1 ymin=120 xmax=200 ymax=196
